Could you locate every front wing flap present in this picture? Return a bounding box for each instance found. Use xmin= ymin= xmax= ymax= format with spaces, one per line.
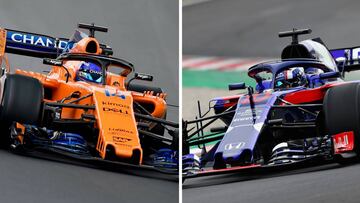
xmin=183 ymin=155 xmax=329 ymax=180
xmin=13 ymin=145 xmax=178 ymax=181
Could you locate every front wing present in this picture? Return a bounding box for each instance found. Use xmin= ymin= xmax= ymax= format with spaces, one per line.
xmin=183 ymin=155 xmax=330 ymax=180
xmin=13 ymin=145 xmax=178 ymax=181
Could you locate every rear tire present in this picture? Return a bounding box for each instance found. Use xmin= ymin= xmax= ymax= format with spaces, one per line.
xmin=323 ymin=83 xmax=360 ymax=162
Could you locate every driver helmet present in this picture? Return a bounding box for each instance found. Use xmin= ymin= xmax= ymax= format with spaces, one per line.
xmin=76 ymin=61 xmax=103 ymax=84
xmin=275 ymin=67 xmax=307 ymax=89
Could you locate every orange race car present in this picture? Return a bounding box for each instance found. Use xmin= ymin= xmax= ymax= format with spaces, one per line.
xmin=0 ymin=23 xmax=178 ymax=175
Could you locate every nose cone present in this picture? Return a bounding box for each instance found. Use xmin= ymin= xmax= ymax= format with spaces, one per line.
xmin=214 ymin=148 xmax=253 ymax=168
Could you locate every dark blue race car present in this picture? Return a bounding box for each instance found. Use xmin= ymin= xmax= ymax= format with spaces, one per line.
xmin=183 ymin=28 xmax=360 ymax=180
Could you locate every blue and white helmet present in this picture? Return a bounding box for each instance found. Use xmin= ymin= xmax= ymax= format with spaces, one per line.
xmin=76 ymin=61 xmax=103 ymax=84
xmin=275 ymin=67 xmax=307 ymax=89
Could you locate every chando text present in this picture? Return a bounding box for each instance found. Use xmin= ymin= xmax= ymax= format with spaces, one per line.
xmin=8 ymin=31 xmax=68 ymax=49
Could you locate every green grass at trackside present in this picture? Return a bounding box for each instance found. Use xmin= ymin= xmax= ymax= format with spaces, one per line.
xmin=188 ymin=132 xmax=224 ymax=150
xmin=183 ymin=69 xmax=255 ymax=89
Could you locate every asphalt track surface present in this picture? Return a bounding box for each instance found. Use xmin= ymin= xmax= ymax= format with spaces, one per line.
xmin=183 ymin=0 xmax=360 ymax=202
xmin=0 ymin=1 xmax=178 ymax=203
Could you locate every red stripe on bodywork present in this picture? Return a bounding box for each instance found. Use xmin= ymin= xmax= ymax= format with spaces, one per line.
xmin=215 ymin=95 xmax=241 ymax=108
xmin=199 ymin=164 xmax=261 ymax=174
xmin=283 ymin=83 xmax=342 ymax=104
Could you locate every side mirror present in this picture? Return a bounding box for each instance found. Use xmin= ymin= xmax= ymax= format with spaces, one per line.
xmin=126 ymin=72 xmax=154 ymax=90
xmin=319 ymin=72 xmax=341 ymax=80
xmin=134 ymin=72 xmax=153 ymax=82
xmin=43 ymin=58 xmax=63 ymax=66
xmin=228 ymin=82 xmax=246 ymax=91
xmin=101 ymin=46 xmax=113 ymax=56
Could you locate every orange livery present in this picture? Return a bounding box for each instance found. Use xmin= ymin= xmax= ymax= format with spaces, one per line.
xmin=0 ymin=23 xmax=178 ymax=174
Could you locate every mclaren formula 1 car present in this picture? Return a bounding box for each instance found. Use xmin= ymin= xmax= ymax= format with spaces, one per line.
xmin=0 ymin=23 xmax=178 ymax=177
xmin=183 ymin=28 xmax=360 ymax=180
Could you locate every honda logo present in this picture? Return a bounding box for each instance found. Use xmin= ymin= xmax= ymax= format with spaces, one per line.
xmin=224 ymin=142 xmax=245 ymax=150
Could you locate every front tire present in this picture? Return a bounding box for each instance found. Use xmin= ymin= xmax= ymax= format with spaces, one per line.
xmin=323 ymin=83 xmax=360 ymax=162
xmin=1 ymin=74 xmax=43 ymax=125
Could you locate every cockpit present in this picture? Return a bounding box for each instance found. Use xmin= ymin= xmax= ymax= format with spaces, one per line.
xmin=249 ymin=59 xmax=334 ymax=93
xmin=57 ymin=29 xmax=133 ymax=86
xmin=249 ymin=29 xmax=341 ymax=92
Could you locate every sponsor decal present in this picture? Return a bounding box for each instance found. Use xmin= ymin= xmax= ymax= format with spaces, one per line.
xmin=103 ymin=107 xmax=129 ymax=115
xmin=101 ymin=100 xmax=130 ymax=115
xmin=232 ymin=116 xmax=261 ymax=123
xmin=112 ymin=136 xmax=131 ymax=143
xmin=331 ymin=47 xmax=360 ymax=65
xmin=236 ymin=108 xmax=263 ymax=117
xmin=108 ymin=127 xmax=134 ymax=136
xmin=101 ymin=101 xmax=130 ymax=109
xmin=43 ymin=58 xmax=62 ymax=66
xmin=89 ymin=69 xmax=102 ymax=75
xmin=135 ymin=73 xmax=153 ymax=81
xmin=350 ymin=48 xmax=360 ymax=62
xmin=7 ymin=31 xmax=68 ymax=49
xmin=333 ymin=131 xmax=354 ymax=154
xmin=104 ymin=89 xmax=126 ymax=100
xmin=224 ymin=142 xmax=246 ymax=150
xmin=231 ymin=107 xmax=263 ymax=125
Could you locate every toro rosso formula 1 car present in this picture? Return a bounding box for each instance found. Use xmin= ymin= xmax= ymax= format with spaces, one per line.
xmin=0 ymin=23 xmax=178 ymax=177
xmin=183 ymin=28 xmax=360 ymax=180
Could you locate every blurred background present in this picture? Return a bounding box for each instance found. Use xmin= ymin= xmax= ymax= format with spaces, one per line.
xmin=0 ymin=1 xmax=178 ymax=203
xmin=183 ymin=0 xmax=360 ymax=203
